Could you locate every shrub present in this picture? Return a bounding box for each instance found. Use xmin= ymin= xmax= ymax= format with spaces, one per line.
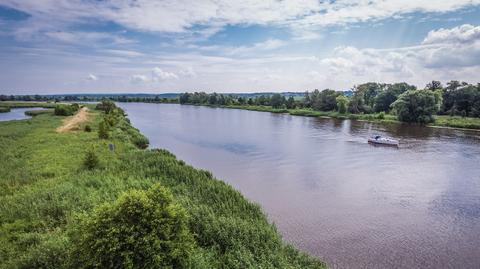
xmin=54 ymin=104 xmax=78 ymax=116
xmin=84 ymin=125 xmax=92 ymax=132
xmin=70 ymin=184 xmax=194 ymax=268
xmin=376 ymin=112 xmax=385 ymax=119
xmin=83 ymin=148 xmax=99 ymax=170
xmin=98 ymin=120 xmax=109 ymax=139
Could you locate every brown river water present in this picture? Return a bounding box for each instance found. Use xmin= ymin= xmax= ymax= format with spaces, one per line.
xmin=120 ymin=103 xmax=480 ymax=269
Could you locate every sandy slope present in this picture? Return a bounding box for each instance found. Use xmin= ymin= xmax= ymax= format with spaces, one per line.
xmin=56 ymin=107 xmax=89 ymax=133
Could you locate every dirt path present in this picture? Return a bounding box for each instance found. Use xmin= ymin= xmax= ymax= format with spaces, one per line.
xmin=56 ymin=107 xmax=89 ymax=133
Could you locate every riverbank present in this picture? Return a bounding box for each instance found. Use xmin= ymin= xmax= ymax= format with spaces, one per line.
xmin=0 ymin=105 xmax=325 ymax=268
xmin=204 ymin=104 xmax=480 ymax=130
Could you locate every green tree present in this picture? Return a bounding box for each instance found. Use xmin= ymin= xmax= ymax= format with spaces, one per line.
xmin=336 ymin=95 xmax=349 ymax=114
xmin=374 ymin=82 xmax=416 ymax=112
xmin=392 ymin=90 xmax=439 ymax=123
xmin=70 ymin=184 xmax=194 ymax=269
xmin=286 ymin=96 xmax=296 ymax=109
xmin=270 ymin=93 xmax=284 ymax=108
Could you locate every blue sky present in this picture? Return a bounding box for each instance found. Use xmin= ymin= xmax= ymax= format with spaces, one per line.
xmin=1 ymin=1 xmax=480 ymax=94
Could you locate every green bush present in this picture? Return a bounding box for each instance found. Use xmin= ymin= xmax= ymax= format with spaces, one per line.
xmin=376 ymin=112 xmax=385 ymax=119
xmin=54 ymin=104 xmax=78 ymax=116
xmin=98 ymin=121 xmax=109 ymax=139
xmin=84 ymin=125 xmax=92 ymax=132
xmin=83 ymin=148 xmax=99 ymax=170
xmin=70 ymin=184 xmax=194 ymax=269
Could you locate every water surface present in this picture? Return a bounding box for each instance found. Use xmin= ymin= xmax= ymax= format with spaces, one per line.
xmin=121 ymin=103 xmax=480 ymax=269
xmin=0 ymin=107 xmax=46 ymax=122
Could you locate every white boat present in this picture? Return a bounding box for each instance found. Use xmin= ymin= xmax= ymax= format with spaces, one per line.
xmin=368 ymin=135 xmax=399 ymax=146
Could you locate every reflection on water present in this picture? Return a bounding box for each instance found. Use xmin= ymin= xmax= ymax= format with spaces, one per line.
xmin=0 ymin=107 xmax=46 ymax=122
xmin=120 ymin=103 xmax=480 ymax=269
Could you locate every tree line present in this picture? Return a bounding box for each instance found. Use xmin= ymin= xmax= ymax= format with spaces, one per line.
xmin=178 ymin=81 xmax=480 ymax=124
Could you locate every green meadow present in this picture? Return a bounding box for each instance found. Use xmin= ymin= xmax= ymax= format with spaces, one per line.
xmin=0 ymin=104 xmax=325 ymax=268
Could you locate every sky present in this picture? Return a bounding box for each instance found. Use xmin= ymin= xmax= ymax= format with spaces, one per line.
xmin=1 ymin=1 xmax=480 ymax=94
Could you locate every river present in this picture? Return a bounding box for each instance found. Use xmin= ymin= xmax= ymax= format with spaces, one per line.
xmin=120 ymin=102 xmax=480 ymax=269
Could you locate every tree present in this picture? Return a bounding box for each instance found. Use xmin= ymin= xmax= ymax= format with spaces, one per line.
xmin=270 ymin=93 xmax=284 ymax=108
xmin=392 ymin=90 xmax=440 ymax=123
xmin=426 ymin=80 xmax=443 ymax=91
xmin=347 ymin=90 xmax=365 ymax=114
xmin=95 ymin=99 xmax=116 ymax=114
xmin=336 ymin=95 xmax=349 ymax=114
xmin=356 ymin=82 xmax=385 ymax=109
xmin=70 ymin=184 xmax=194 ymax=268
xmin=286 ymin=96 xmax=296 ymax=109
xmin=373 ymin=82 xmax=415 ymax=112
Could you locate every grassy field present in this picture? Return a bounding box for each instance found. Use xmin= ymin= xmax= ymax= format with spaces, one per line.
xmin=221 ymin=105 xmax=480 ymax=130
xmin=0 ymin=105 xmax=326 ymax=268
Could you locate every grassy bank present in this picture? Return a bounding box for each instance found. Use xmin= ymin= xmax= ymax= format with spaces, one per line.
xmin=24 ymin=109 xmax=54 ymax=116
xmin=217 ymin=104 xmax=480 ymax=130
xmin=0 ymin=107 xmax=10 ymax=113
xmin=0 ymin=106 xmax=325 ymax=268
xmin=0 ymin=101 xmax=57 ymax=108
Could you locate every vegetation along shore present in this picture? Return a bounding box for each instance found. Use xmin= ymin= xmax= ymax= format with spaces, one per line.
xmin=3 ymin=80 xmax=480 ymax=130
xmin=0 ymin=100 xmax=326 ymax=268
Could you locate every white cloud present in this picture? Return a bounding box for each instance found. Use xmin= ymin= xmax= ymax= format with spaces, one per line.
xmin=423 ymin=24 xmax=480 ymax=44
xmin=151 ymin=67 xmax=178 ymax=81
xmin=87 ymin=74 xmax=98 ymax=81
xmin=318 ymin=24 xmax=480 ymax=87
xmin=130 ymin=74 xmax=148 ymax=83
xmin=2 ymin=0 xmax=479 ymax=36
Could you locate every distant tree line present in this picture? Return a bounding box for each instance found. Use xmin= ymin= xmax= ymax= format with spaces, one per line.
xmin=0 ymin=94 xmax=178 ymax=104
xmin=178 ymin=81 xmax=480 ymax=124
xmin=3 ymin=80 xmax=480 ymax=124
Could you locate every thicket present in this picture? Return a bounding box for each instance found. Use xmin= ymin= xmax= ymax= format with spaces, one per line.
xmin=54 ymin=103 xmax=80 ymax=116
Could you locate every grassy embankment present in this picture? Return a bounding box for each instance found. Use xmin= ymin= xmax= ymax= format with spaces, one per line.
xmin=0 ymin=104 xmax=326 ymax=268
xmin=220 ymin=104 xmax=480 ymax=130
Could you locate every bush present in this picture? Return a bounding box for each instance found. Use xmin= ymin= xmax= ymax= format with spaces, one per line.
xmin=70 ymin=184 xmax=194 ymax=268
xmin=376 ymin=112 xmax=385 ymax=119
xmin=83 ymin=148 xmax=99 ymax=170
xmin=84 ymin=125 xmax=92 ymax=132
xmin=54 ymin=104 xmax=78 ymax=116
xmin=98 ymin=120 xmax=109 ymax=139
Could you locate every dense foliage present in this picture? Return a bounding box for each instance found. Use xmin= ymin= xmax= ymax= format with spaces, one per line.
xmin=70 ymin=184 xmax=194 ymax=268
xmin=54 ymin=103 xmax=80 ymax=116
xmin=0 ymin=103 xmax=325 ymax=269
xmin=177 ymin=81 xmax=480 ymax=124
xmin=392 ymin=90 xmax=441 ymax=123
